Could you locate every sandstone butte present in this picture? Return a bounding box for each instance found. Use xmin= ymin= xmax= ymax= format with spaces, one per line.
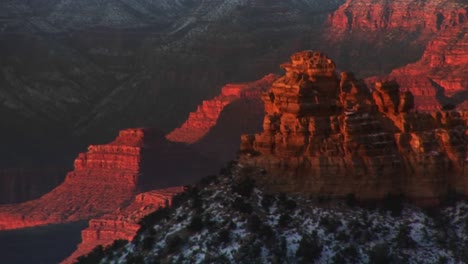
xmin=0 ymin=128 xmax=210 ymax=230
xmin=166 ymin=74 xmax=277 ymax=144
xmin=61 ymin=186 xmax=184 ymax=264
xmin=239 ymin=51 xmax=468 ymax=204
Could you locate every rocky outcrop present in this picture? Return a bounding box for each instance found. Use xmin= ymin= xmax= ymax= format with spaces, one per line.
xmin=61 ymin=186 xmax=184 ymax=264
xmin=166 ymin=75 xmax=277 ymax=144
xmin=0 ymin=128 xmax=218 ymax=230
xmin=239 ymin=51 xmax=468 ymax=203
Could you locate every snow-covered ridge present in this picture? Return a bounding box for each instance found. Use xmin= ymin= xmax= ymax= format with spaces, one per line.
xmin=79 ymin=163 xmax=468 ymax=264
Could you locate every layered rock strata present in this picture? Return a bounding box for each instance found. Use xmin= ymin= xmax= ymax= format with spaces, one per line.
xmin=328 ymin=0 xmax=467 ymax=33
xmin=62 ymin=186 xmax=184 ymax=264
xmin=325 ymin=0 xmax=467 ymax=76
xmin=166 ymin=74 xmax=277 ymax=144
xmin=0 ymin=128 xmax=216 ymax=230
xmin=239 ymin=51 xmax=468 ymax=202
xmin=386 ymin=22 xmax=468 ymax=110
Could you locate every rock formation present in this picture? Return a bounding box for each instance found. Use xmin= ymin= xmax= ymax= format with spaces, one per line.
xmin=167 ymin=74 xmax=277 ymax=144
xmin=0 ymin=128 xmax=218 ymax=230
xmin=383 ymin=21 xmax=468 ymax=111
xmin=239 ymin=51 xmax=468 ymax=203
xmin=325 ymin=0 xmax=467 ymax=76
xmin=328 ymin=0 xmax=466 ymax=33
xmin=61 ymin=186 xmax=184 ymax=264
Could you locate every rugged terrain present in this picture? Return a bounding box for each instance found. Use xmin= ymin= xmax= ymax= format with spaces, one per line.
xmin=0 ymin=128 xmax=218 ymax=230
xmin=239 ymin=51 xmax=468 ymax=202
xmin=77 ymin=169 xmax=468 ymax=263
xmin=62 ymin=186 xmax=184 ymax=264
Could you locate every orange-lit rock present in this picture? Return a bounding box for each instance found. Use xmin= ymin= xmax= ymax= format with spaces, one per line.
xmin=239 ymin=51 xmax=468 ymax=203
xmin=324 ymin=0 xmax=467 ymax=76
xmin=166 ymin=74 xmax=277 ymax=144
xmin=328 ymin=0 xmax=466 ymax=33
xmin=61 ymin=186 xmax=184 ymax=264
xmin=385 ymin=22 xmax=468 ymax=110
xmin=0 ymin=128 xmax=216 ymax=230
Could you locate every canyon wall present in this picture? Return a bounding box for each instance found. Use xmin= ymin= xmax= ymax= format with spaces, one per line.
xmin=62 ymin=186 xmax=184 ymax=264
xmin=239 ymin=51 xmax=468 ymax=203
xmin=167 ymin=74 xmax=277 ymax=144
xmin=0 ymin=128 xmax=218 ymax=230
xmin=325 ymin=0 xmax=467 ymax=77
xmin=384 ymin=22 xmax=468 ymax=111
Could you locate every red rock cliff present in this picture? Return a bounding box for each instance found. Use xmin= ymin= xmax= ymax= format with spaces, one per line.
xmin=328 ymin=0 xmax=466 ymax=33
xmin=61 ymin=186 xmax=184 ymax=264
xmin=0 ymin=128 xmax=215 ymax=230
xmin=166 ymin=74 xmax=277 ymax=144
xmin=324 ymin=0 xmax=467 ymax=76
xmin=382 ymin=22 xmax=468 ymax=111
xmin=239 ymin=51 xmax=468 ymax=203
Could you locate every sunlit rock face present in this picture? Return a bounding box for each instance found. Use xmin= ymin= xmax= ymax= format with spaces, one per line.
xmin=166 ymin=74 xmax=277 ymax=144
xmin=381 ymin=22 xmax=468 ymax=111
xmin=61 ymin=186 xmax=184 ymax=264
xmin=325 ymin=0 xmax=467 ymax=76
xmin=239 ymin=51 xmax=468 ymax=203
xmin=0 ymin=128 xmax=218 ymax=230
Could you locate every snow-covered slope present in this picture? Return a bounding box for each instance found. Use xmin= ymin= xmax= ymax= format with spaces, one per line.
xmin=77 ymin=162 xmax=468 ymax=263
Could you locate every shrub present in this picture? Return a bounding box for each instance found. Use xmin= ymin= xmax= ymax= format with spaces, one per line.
xmin=166 ymin=235 xmax=183 ymax=254
xmin=382 ymin=193 xmax=404 ymax=216
xmin=395 ymin=226 xmax=416 ymax=249
xmin=233 ymin=177 xmax=255 ymax=197
xmin=261 ymin=194 xmax=274 ymax=210
xmin=296 ymin=232 xmax=322 ymax=263
xmin=218 ymin=228 xmax=230 ymax=243
xmin=346 ymin=193 xmax=357 ymax=207
xmin=369 ymin=244 xmax=392 ymax=264
xmin=199 ymin=174 xmax=219 ymax=186
xmin=232 ymin=197 xmax=252 ymax=214
xmin=278 ymin=214 xmax=291 ymax=228
xmin=75 ymin=245 xmax=104 ymax=264
xmin=142 ymin=236 xmax=155 ymax=251
xmin=319 ymin=216 xmax=341 ymax=233
xmin=138 ymin=207 xmax=170 ymax=231
xmin=105 ymin=239 xmax=128 ymax=252
xmin=188 ymin=216 xmax=204 ymax=232
xmin=247 ymin=214 xmax=262 ymax=233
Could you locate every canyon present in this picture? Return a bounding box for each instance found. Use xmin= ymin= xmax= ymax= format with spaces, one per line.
xmin=239 ymin=51 xmax=467 ymax=203
xmin=0 ymin=128 xmax=218 ymax=230
xmin=0 ymin=0 xmax=466 ymax=263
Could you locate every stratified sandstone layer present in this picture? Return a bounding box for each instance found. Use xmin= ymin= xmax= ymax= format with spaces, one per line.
xmin=166 ymin=74 xmax=277 ymax=144
xmin=386 ymin=22 xmax=468 ymax=111
xmin=239 ymin=51 xmax=468 ymax=203
xmin=62 ymin=186 xmax=184 ymax=264
xmin=0 ymin=128 xmax=216 ymax=230
xmin=328 ymin=0 xmax=466 ymax=33
xmin=325 ymin=0 xmax=467 ymax=77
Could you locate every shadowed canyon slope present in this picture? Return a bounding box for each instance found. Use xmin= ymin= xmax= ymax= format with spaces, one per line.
xmin=239 ymin=51 xmax=468 ymax=203
xmin=0 ymin=129 xmax=218 ymax=230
